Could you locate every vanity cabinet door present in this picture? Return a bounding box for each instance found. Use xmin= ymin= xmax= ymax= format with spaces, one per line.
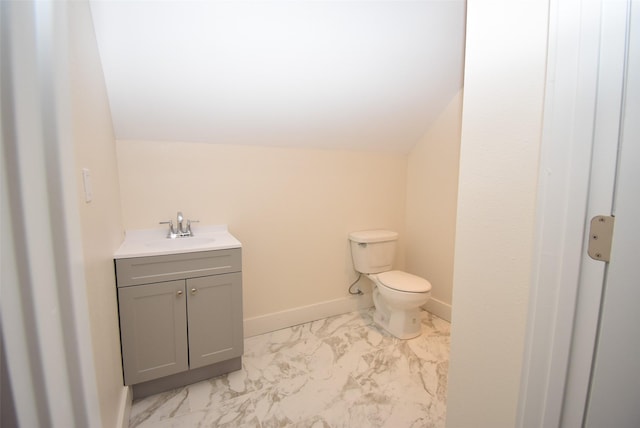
xmin=118 ymin=280 xmax=188 ymax=385
xmin=187 ymin=272 xmax=243 ymax=369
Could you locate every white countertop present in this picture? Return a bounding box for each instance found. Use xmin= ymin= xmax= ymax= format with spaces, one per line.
xmin=114 ymin=224 xmax=242 ymax=259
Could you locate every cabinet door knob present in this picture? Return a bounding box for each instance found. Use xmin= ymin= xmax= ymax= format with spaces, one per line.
xmin=176 ymin=290 xmax=183 ymax=296
xmin=191 ymin=288 xmax=197 ymax=295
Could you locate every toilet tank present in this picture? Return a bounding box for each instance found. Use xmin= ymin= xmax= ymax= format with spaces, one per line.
xmin=349 ymin=230 xmax=398 ymax=274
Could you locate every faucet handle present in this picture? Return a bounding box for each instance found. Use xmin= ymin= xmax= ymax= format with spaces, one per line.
xmin=186 ymin=219 xmax=199 ymax=235
xmin=159 ymin=220 xmax=176 ymax=237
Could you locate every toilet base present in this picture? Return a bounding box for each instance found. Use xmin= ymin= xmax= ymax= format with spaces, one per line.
xmin=373 ymin=308 xmax=422 ymax=339
xmin=373 ymin=289 xmax=423 ymax=339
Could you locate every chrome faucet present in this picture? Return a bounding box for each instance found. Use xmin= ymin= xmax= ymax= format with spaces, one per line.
xmin=160 ymin=211 xmax=198 ymax=238
xmin=177 ymin=211 xmax=184 ymax=234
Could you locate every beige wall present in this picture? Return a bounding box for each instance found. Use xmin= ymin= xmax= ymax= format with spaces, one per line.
xmin=446 ymin=2 xmax=548 ymax=427
xmin=405 ymin=90 xmax=462 ymax=320
xmin=68 ymin=3 xmax=127 ymax=427
xmin=116 ymin=141 xmax=407 ymax=318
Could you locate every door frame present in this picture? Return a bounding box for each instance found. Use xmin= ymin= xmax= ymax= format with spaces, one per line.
xmin=1 ymin=2 xmax=101 ymax=426
xmin=517 ymin=0 xmax=631 ymax=426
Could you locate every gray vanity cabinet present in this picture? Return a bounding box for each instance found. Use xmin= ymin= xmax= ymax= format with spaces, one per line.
xmin=115 ymin=249 xmax=243 ymax=388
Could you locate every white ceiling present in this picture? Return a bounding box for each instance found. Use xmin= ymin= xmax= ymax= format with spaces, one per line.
xmin=90 ymin=1 xmax=465 ymax=153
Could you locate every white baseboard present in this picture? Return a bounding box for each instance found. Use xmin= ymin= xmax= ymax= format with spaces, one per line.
xmin=117 ymin=386 xmax=132 ymax=428
xmin=244 ymin=293 xmax=374 ymax=338
xmin=422 ymin=297 xmax=452 ymax=322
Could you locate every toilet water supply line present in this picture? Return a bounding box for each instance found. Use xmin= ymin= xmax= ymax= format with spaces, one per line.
xmin=349 ymin=273 xmax=364 ymax=295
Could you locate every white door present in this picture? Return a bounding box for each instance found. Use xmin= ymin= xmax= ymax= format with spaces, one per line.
xmin=583 ymin=2 xmax=640 ymax=426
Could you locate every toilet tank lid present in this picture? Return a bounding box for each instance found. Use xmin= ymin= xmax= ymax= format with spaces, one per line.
xmin=349 ymin=230 xmax=398 ymax=243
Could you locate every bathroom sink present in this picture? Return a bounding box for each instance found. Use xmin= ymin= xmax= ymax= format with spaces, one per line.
xmin=144 ymin=237 xmax=215 ymax=249
xmin=114 ymin=225 xmax=242 ymax=259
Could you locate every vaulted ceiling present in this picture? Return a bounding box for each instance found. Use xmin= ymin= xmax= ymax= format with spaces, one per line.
xmin=90 ymin=1 xmax=465 ymax=153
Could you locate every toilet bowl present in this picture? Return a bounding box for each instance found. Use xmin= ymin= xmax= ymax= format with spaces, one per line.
xmin=368 ymin=271 xmax=431 ymax=339
xmin=349 ymin=230 xmax=432 ymax=339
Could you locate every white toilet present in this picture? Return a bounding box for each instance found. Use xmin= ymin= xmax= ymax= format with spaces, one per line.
xmin=349 ymin=230 xmax=432 ymax=339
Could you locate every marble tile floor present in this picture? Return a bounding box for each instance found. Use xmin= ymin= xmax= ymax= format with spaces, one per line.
xmin=129 ymin=308 xmax=451 ymax=428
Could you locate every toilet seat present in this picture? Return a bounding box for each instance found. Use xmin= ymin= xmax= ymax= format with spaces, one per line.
xmin=377 ymin=270 xmax=431 ymax=293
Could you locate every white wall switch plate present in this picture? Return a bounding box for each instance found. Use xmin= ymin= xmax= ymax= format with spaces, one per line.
xmin=82 ymin=168 xmax=93 ymax=202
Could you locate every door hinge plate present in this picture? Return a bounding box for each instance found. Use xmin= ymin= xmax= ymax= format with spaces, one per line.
xmin=588 ymin=215 xmax=615 ymax=262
